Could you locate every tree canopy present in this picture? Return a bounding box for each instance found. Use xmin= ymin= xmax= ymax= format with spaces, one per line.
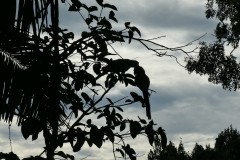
xmin=148 ymin=126 xmax=240 ymax=160
xmin=186 ymin=0 xmax=240 ymax=91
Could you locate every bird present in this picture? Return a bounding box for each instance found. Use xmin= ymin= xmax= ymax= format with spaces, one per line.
xmin=102 ymin=59 xmax=139 ymax=74
xmin=134 ymin=66 xmax=151 ymax=119
xmin=95 ymin=59 xmax=139 ymax=79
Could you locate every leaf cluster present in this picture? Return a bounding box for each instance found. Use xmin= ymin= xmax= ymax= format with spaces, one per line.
xmin=185 ymin=0 xmax=240 ymax=91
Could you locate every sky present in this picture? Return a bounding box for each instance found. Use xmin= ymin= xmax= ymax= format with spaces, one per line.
xmin=1 ymin=0 xmax=240 ymax=159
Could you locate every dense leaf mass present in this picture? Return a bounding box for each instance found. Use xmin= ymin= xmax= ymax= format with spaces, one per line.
xmin=186 ymin=0 xmax=240 ymax=91
xmin=186 ymin=42 xmax=240 ymax=90
xmin=206 ymin=0 xmax=240 ymax=47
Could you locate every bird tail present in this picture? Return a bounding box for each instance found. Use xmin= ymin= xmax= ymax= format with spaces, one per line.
xmin=143 ymin=91 xmax=151 ymax=119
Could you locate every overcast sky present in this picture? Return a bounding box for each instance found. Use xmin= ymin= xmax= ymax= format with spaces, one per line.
xmin=1 ymin=0 xmax=240 ymax=159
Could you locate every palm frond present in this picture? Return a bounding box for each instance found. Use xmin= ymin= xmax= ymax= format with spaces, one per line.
xmin=0 ymin=49 xmax=26 ymax=123
xmin=0 ymin=50 xmax=27 ymax=71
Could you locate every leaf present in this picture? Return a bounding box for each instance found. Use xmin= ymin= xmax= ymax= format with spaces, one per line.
xmin=106 ymin=98 xmax=114 ymax=105
xmin=71 ymin=0 xmax=82 ymax=8
xmin=81 ymin=31 xmax=91 ymax=39
xmin=103 ymin=3 xmax=118 ymax=11
xmin=120 ymin=121 xmax=126 ymax=131
xmin=109 ymin=11 xmax=118 ymax=23
xmin=68 ymin=4 xmax=79 ymax=11
xmin=90 ymin=126 xmax=104 ymax=148
xmin=68 ymin=129 xmax=76 ymax=147
xmin=69 ymin=105 xmax=78 ymax=118
xmin=145 ymin=123 xmax=154 ymax=145
xmin=58 ymin=133 xmax=64 ymax=148
xmin=158 ymin=127 xmax=167 ymax=149
xmin=32 ymin=133 xmax=38 ymax=141
xmin=124 ymin=73 xmax=135 ymax=79
xmin=124 ymin=78 xmax=135 ymax=87
xmin=129 ymin=121 xmax=142 ymax=139
xmin=104 ymin=127 xmax=114 ymax=143
xmin=74 ymin=80 xmax=83 ymax=91
xmin=122 ymin=144 xmax=136 ymax=160
xmin=138 ymin=116 xmax=147 ymax=124
xmin=130 ymin=92 xmax=143 ymax=102
xmin=81 ymin=92 xmax=92 ymax=103
xmin=116 ymin=148 xmax=124 ymax=158
xmin=125 ymin=99 xmax=132 ymax=103
xmin=66 ymin=154 xmax=75 ymax=160
xmin=93 ymin=62 xmax=101 ymax=75
xmin=96 ymin=0 xmax=103 ymax=6
xmin=55 ymin=151 xmax=68 ymax=159
xmin=87 ymin=138 xmax=93 ymax=147
xmin=73 ymin=129 xmax=86 ymax=152
xmin=88 ymin=6 xmax=98 ymax=12
xmin=66 ymin=32 xmax=74 ymax=39
xmin=128 ymin=30 xmax=133 ymax=44
xmin=115 ymin=106 xmax=123 ymax=112
xmin=86 ymin=119 xmax=92 ymax=125
xmin=98 ymin=18 xmax=112 ymax=29
xmin=21 ymin=117 xmax=43 ymax=140
xmin=105 ymin=73 xmax=118 ymax=88
xmin=86 ymin=17 xmax=93 ymax=25
xmin=131 ymin=26 xmax=141 ymax=37
xmin=115 ymin=113 xmax=123 ymax=121
xmin=97 ymin=113 xmax=104 ymax=119
xmin=68 ymin=60 xmax=75 ymax=73
xmin=86 ymin=72 xmax=97 ymax=86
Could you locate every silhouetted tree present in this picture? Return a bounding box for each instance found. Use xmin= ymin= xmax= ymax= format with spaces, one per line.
xmin=0 ymin=0 xmax=196 ymax=159
xmin=191 ymin=143 xmax=206 ymax=160
xmin=160 ymin=141 xmax=179 ymax=160
xmin=178 ymin=140 xmax=191 ymax=160
xmin=204 ymin=144 xmax=216 ymax=160
xmin=214 ymin=125 xmax=240 ymax=160
xmin=148 ymin=135 xmax=163 ymax=160
xmin=149 ymin=126 xmax=240 ymax=160
xmin=148 ymin=138 xmax=191 ymax=160
xmin=185 ymin=0 xmax=240 ymax=91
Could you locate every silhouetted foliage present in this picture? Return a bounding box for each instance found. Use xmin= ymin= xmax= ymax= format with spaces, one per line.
xmin=215 ymin=125 xmax=240 ymax=160
xmin=191 ymin=143 xmax=205 ymax=160
xmin=0 ymin=152 xmax=20 ymax=160
xmin=0 ymin=0 xmax=197 ymax=159
xmin=148 ymin=137 xmax=190 ymax=160
xmin=148 ymin=126 xmax=240 ymax=160
xmin=178 ymin=140 xmax=191 ymax=160
xmin=185 ymin=0 xmax=240 ymax=91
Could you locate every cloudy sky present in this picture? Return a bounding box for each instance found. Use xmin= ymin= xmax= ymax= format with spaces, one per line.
xmin=1 ymin=0 xmax=240 ymax=159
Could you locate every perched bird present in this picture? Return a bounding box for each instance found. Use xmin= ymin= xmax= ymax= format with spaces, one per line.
xmin=95 ymin=59 xmax=139 ymax=80
xmin=134 ymin=66 xmax=151 ymax=119
xmin=102 ymin=59 xmax=139 ymax=74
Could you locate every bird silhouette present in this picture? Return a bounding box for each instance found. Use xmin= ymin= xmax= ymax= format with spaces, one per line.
xmin=102 ymin=59 xmax=139 ymax=74
xmin=134 ymin=66 xmax=151 ymax=119
xmin=95 ymin=59 xmax=139 ymax=79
